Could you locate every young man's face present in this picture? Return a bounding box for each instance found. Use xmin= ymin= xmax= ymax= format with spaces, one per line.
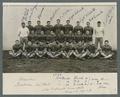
xmin=77 ymin=22 xmax=80 ymax=26
xmin=57 ymin=19 xmax=60 ymax=24
xmin=28 ymin=41 xmax=32 ymax=46
xmin=37 ymin=21 xmax=40 ymax=25
xmin=66 ymin=20 xmax=70 ymax=24
xmin=47 ymin=21 xmax=50 ymax=25
xmin=86 ymin=22 xmax=90 ymax=27
xmin=97 ymin=22 xmax=101 ymax=27
xmin=105 ymin=41 xmax=109 ymax=45
xmin=15 ymin=40 xmax=20 ymax=45
xmin=21 ymin=23 xmax=25 ymax=28
xmin=28 ymin=21 xmax=31 ymax=26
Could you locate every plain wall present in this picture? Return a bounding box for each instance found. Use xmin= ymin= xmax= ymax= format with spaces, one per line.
xmin=3 ymin=3 xmax=117 ymax=50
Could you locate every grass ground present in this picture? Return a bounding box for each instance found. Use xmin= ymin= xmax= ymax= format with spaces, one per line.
xmin=3 ymin=51 xmax=117 ymax=73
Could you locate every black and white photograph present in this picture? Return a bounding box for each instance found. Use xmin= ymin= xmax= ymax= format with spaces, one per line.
xmin=2 ymin=2 xmax=118 ymax=95
xmin=3 ymin=3 xmax=117 ymax=73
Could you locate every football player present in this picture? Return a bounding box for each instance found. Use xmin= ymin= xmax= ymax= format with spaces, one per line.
xmin=35 ymin=41 xmax=47 ymax=58
xmin=64 ymin=20 xmax=73 ymax=41
xmin=34 ymin=20 xmax=45 ymax=41
xmin=23 ymin=41 xmax=36 ymax=58
xmin=54 ymin=19 xmax=64 ymax=42
xmin=73 ymin=41 xmax=87 ymax=59
xmin=74 ymin=21 xmax=84 ymax=42
xmin=83 ymin=22 xmax=93 ymax=43
xmin=86 ymin=42 xmax=99 ymax=58
xmin=9 ymin=40 xmax=23 ymax=57
xmin=100 ymin=40 xmax=113 ymax=59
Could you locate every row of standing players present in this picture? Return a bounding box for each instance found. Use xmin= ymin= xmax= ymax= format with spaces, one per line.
xmin=27 ymin=20 xmax=93 ymax=42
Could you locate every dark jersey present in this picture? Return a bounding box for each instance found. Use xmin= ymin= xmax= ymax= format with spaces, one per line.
xmin=87 ymin=44 xmax=97 ymax=53
xmin=64 ymin=24 xmax=73 ymax=34
xmin=74 ymin=25 xmax=83 ymax=35
xmin=84 ymin=26 xmax=93 ymax=35
xmin=37 ymin=44 xmax=46 ymax=51
xmin=44 ymin=25 xmax=54 ymax=35
xmin=13 ymin=44 xmax=23 ymax=52
xmin=54 ymin=24 xmax=64 ymax=35
xmin=25 ymin=45 xmax=34 ymax=53
xmin=102 ymin=45 xmax=112 ymax=52
xmin=34 ymin=25 xmax=44 ymax=35
xmin=26 ymin=25 xmax=34 ymax=34
xmin=76 ymin=44 xmax=84 ymax=53
xmin=62 ymin=44 xmax=71 ymax=52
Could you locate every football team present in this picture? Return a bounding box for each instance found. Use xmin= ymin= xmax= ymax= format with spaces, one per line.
xmin=9 ymin=19 xmax=113 ymax=59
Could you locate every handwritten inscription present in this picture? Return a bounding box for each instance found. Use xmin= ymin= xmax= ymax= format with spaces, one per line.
xmin=14 ymin=73 xmax=111 ymax=94
xmin=21 ymin=5 xmax=115 ymax=26
xmin=106 ymin=7 xmax=115 ymax=24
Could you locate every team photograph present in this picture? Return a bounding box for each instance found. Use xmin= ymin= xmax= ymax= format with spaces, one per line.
xmin=3 ymin=3 xmax=117 ymax=73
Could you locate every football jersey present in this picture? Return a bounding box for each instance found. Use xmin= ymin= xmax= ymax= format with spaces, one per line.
xmin=26 ymin=25 xmax=34 ymax=34
xmin=64 ymin=24 xmax=73 ymax=34
xmin=44 ymin=25 xmax=54 ymax=35
xmin=76 ymin=44 xmax=84 ymax=53
xmin=13 ymin=44 xmax=23 ymax=52
xmin=74 ymin=25 xmax=83 ymax=35
xmin=25 ymin=45 xmax=34 ymax=52
xmin=34 ymin=25 xmax=44 ymax=35
xmin=84 ymin=26 xmax=93 ymax=35
xmin=54 ymin=24 xmax=64 ymax=35
xmin=102 ymin=45 xmax=112 ymax=52
xmin=87 ymin=44 xmax=97 ymax=53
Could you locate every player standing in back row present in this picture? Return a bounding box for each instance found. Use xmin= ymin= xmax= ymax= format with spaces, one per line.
xmin=84 ymin=22 xmax=93 ymax=43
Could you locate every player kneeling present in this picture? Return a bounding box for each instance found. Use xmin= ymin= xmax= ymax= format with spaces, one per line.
xmin=9 ymin=40 xmax=23 ymax=58
xmin=100 ymin=40 xmax=113 ymax=59
xmin=73 ymin=41 xmax=87 ymax=59
xmin=86 ymin=43 xmax=99 ymax=58
xmin=23 ymin=41 xmax=36 ymax=58
xmin=35 ymin=41 xmax=47 ymax=58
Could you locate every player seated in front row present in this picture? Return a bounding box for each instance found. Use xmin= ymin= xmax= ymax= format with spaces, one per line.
xmin=72 ymin=41 xmax=88 ymax=59
xmin=46 ymin=41 xmax=61 ymax=58
xmin=85 ymin=42 xmax=99 ymax=58
xmin=100 ymin=40 xmax=113 ymax=59
xmin=35 ymin=41 xmax=48 ymax=58
xmin=23 ymin=41 xmax=36 ymax=58
xmin=9 ymin=40 xmax=23 ymax=57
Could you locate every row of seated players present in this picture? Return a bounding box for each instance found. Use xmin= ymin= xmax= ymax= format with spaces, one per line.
xmin=27 ymin=20 xmax=93 ymax=42
xmin=9 ymin=40 xmax=113 ymax=59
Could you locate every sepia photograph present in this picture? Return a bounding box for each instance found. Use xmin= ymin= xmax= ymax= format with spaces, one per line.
xmin=3 ymin=3 xmax=117 ymax=73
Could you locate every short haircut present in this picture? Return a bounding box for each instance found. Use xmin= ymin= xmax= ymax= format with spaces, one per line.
xmin=66 ymin=20 xmax=70 ymax=22
xmin=21 ymin=22 xmax=25 ymax=24
xmin=57 ymin=19 xmax=60 ymax=21
xmin=86 ymin=21 xmax=90 ymax=24
xmin=37 ymin=20 xmax=40 ymax=22
xmin=47 ymin=21 xmax=50 ymax=23
xmin=105 ymin=40 xmax=109 ymax=43
xmin=97 ymin=21 xmax=101 ymax=23
xmin=15 ymin=40 xmax=19 ymax=42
